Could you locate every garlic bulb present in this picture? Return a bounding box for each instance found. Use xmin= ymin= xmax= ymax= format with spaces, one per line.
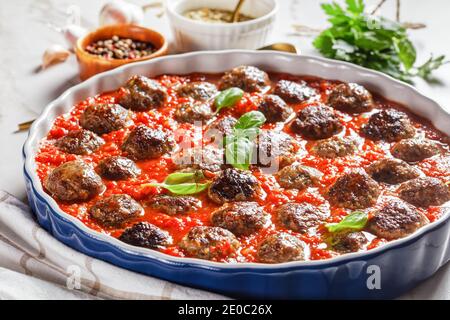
xmin=62 ymin=24 xmax=88 ymax=48
xmin=99 ymin=0 xmax=144 ymax=26
xmin=42 ymin=44 xmax=71 ymax=69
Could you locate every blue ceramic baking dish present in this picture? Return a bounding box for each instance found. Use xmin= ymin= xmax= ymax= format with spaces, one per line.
xmin=23 ymin=51 xmax=450 ymax=299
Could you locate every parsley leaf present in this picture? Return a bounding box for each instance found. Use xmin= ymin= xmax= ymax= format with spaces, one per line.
xmin=314 ymin=0 xmax=447 ymax=82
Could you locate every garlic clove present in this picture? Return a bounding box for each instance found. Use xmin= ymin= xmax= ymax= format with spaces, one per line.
xmin=63 ymin=24 xmax=88 ymax=48
xmin=99 ymin=0 xmax=144 ymax=26
xmin=42 ymin=44 xmax=71 ymax=69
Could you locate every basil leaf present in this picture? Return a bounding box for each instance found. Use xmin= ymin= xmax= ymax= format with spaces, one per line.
xmin=234 ymin=111 xmax=266 ymax=130
xmin=152 ymin=182 xmax=209 ymax=195
xmin=326 ymin=211 xmax=368 ymax=233
xmin=163 ymin=171 xmax=203 ymax=185
xmin=225 ymin=136 xmax=254 ymax=170
xmin=214 ymin=87 xmax=244 ymax=113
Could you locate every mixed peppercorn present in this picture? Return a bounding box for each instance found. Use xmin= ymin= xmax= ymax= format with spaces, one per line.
xmin=85 ymin=35 xmax=156 ymax=60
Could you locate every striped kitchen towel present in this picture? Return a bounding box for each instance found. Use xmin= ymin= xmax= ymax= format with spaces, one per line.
xmin=0 ymin=191 xmax=227 ymax=300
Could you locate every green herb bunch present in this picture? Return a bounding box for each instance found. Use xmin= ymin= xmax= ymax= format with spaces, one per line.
xmin=314 ymin=0 xmax=447 ymax=82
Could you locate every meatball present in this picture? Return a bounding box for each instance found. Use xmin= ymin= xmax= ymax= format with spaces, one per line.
xmin=276 ymin=203 xmax=325 ymax=233
xmin=366 ymin=158 xmax=420 ymax=185
xmin=211 ymin=202 xmax=270 ymax=236
xmin=176 ymin=82 xmax=218 ymax=101
xmin=311 ymin=136 xmax=358 ymax=158
xmin=207 ymin=116 xmax=237 ymax=137
xmin=44 ymin=160 xmax=104 ymax=202
xmin=122 ymin=125 xmax=175 ymax=161
xmin=397 ymin=177 xmax=450 ymax=208
xmin=174 ymin=102 xmax=213 ymax=124
xmin=328 ymin=83 xmax=374 ymax=114
xmin=97 ymin=156 xmax=141 ymax=180
xmin=208 ymin=168 xmax=261 ymax=204
xmin=367 ymin=199 xmax=429 ymax=240
xmin=148 ymin=195 xmax=201 ymax=215
xmin=257 ymin=233 xmax=306 ymax=263
xmin=119 ymin=75 xmax=167 ymax=111
xmin=391 ymin=138 xmax=441 ymax=163
xmin=274 ymin=80 xmax=316 ymax=104
xmin=55 ymin=129 xmax=104 ymax=155
xmin=327 ymin=172 xmax=381 ymax=209
xmin=291 ymin=105 xmax=343 ymax=140
xmin=79 ymin=103 xmax=131 ymax=135
xmin=89 ymin=194 xmax=143 ymax=227
xmin=174 ymin=145 xmax=224 ymax=172
xmin=361 ymin=109 xmax=416 ymax=142
xmin=331 ymin=231 xmax=367 ymax=253
xmin=179 ymin=226 xmax=240 ymax=260
xmin=257 ymin=131 xmax=297 ymax=167
xmin=257 ymin=94 xmax=293 ymax=123
xmin=219 ymin=65 xmax=270 ymax=93
xmin=275 ymin=164 xmax=322 ymax=190
xmin=119 ymin=222 xmax=172 ymax=249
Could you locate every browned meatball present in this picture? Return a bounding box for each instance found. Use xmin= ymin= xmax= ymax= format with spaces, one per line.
xmin=328 ymin=83 xmax=374 ymax=114
xmin=174 ymin=102 xmax=213 ymax=124
xmin=89 ymin=194 xmax=143 ymax=227
xmin=211 ymin=202 xmax=270 ymax=236
xmin=257 ymin=94 xmax=293 ymax=123
xmin=122 ymin=125 xmax=175 ymax=161
xmin=176 ymin=82 xmax=218 ymax=101
xmin=391 ymin=138 xmax=441 ymax=163
xmin=207 ymin=116 xmax=237 ymax=136
xmin=119 ymin=75 xmax=167 ymax=111
xmin=275 ymin=164 xmax=322 ymax=190
xmin=44 ymin=160 xmax=104 ymax=202
xmin=257 ymin=233 xmax=306 ymax=263
xmin=97 ymin=156 xmax=141 ymax=180
xmin=291 ymin=105 xmax=343 ymax=140
xmin=276 ymin=203 xmax=325 ymax=233
xmin=397 ymin=177 xmax=450 ymax=208
xmin=219 ymin=66 xmax=270 ymax=93
xmin=367 ymin=199 xmax=429 ymax=240
xmin=119 ymin=222 xmax=172 ymax=249
xmin=331 ymin=231 xmax=368 ymax=253
xmin=311 ymin=136 xmax=358 ymax=158
xmin=327 ymin=172 xmax=381 ymax=209
xmin=274 ymin=80 xmax=316 ymax=104
xmin=179 ymin=226 xmax=240 ymax=260
xmin=208 ymin=168 xmax=261 ymax=204
xmin=174 ymin=145 xmax=224 ymax=172
xmin=55 ymin=129 xmax=104 ymax=155
xmin=361 ymin=109 xmax=416 ymax=142
xmin=366 ymin=158 xmax=420 ymax=185
xmin=79 ymin=103 xmax=131 ymax=135
xmin=148 ymin=195 xmax=201 ymax=215
xmin=257 ymin=131 xmax=297 ymax=167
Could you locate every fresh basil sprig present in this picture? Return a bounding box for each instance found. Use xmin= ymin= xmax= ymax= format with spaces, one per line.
xmin=214 ymin=87 xmax=244 ymax=114
xmin=325 ymin=211 xmax=368 ymax=233
xmin=224 ymin=111 xmax=266 ymax=170
xmin=313 ymin=0 xmax=447 ymax=82
xmin=143 ymin=171 xmax=209 ymax=195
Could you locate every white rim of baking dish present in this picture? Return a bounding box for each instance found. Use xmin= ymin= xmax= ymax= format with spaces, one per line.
xmin=23 ymin=50 xmax=450 ymax=270
xmin=165 ymin=0 xmax=279 ymax=29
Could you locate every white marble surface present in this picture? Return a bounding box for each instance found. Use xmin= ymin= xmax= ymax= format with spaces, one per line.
xmin=0 ymin=0 xmax=448 ymax=299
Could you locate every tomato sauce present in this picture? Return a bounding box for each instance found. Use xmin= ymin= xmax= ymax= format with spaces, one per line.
xmin=35 ymin=72 xmax=450 ymax=263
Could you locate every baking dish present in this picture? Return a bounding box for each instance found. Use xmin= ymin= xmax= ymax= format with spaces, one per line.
xmin=23 ymin=50 xmax=450 ymax=299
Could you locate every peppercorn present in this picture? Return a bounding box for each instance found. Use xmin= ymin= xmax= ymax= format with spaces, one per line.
xmin=85 ymin=35 xmax=155 ymax=60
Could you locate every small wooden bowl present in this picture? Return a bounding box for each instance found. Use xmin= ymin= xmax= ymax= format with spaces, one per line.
xmin=75 ymin=24 xmax=168 ymax=80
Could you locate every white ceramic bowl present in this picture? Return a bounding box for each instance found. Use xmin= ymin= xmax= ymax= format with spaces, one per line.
xmin=165 ymin=0 xmax=278 ymax=52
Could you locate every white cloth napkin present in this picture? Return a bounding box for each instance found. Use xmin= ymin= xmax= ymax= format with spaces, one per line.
xmin=0 ymin=191 xmax=227 ymax=300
